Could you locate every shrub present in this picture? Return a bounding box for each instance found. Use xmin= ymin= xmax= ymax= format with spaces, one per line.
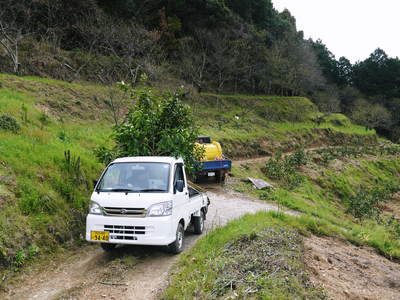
xmin=346 ymin=189 xmax=381 ymax=219
xmin=111 ymin=84 xmax=203 ymax=173
xmin=380 ymin=215 xmax=400 ymax=239
xmin=38 ymin=112 xmax=51 ymax=127
xmin=94 ymin=146 xmax=115 ymax=165
xmin=20 ymin=104 xmax=28 ymax=123
xmin=286 ymin=148 xmax=308 ymax=167
xmin=62 ymin=150 xmax=87 ymax=186
xmin=57 ymin=130 xmax=70 ymax=142
xmin=0 ymin=114 xmax=21 ymax=133
xmin=346 ymin=185 xmax=396 ymax=219
xmin=264 ymin=149 xmax=307 ymax=189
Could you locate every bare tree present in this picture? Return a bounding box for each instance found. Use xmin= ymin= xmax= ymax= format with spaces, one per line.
xmin=104 ymin=86 xmax=130 ymax=127
xmin=98 ymin=19 xmax=161 ymax=85
xmin=351 ymin=99 xmax=393 ymax=131
xmin=208 ymin=30 xmax=236 ymax=93
xmin=0 ymin=21 xmax=24 ymax=74
xmin=179 ymin=36 xmax=208 ymax=93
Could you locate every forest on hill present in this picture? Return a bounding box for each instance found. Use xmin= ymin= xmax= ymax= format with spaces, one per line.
xmin=0 ymin=0 xmax=400 ymax=141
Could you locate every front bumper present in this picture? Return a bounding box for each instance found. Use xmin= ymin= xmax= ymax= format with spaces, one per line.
xmin=86 ymin=214 xmax=176 ymax=246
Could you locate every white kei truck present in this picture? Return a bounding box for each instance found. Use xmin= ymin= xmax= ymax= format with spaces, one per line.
xmin=86 ymin=157 xmax=210 ymax=254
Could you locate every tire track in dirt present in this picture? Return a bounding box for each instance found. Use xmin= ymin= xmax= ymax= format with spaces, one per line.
xmin=0 ymin=186 xmax=284 ymax=300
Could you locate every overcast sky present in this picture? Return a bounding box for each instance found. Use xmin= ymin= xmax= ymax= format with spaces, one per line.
xmin=273 ymin=0 xmax=399 ymax=63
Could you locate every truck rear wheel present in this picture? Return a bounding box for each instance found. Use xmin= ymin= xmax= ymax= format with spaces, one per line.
xmin=193 ymin=211 xmax=205 ymax=234
xmin=168 ymin=223 xmax=184 ymax=254
xmin=215 ymin=171 xmax=221 ymax=183
xmin=100 ymin=243 xmax=116 ymax=252
xmin=215 ymin=171 xmax=226 ymax=183
xmin=221 ymin=172 xmax=226 ymax=183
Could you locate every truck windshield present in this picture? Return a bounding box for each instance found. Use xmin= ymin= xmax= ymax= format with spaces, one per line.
xmin=97 ymin=162 xmax=170 ymax=193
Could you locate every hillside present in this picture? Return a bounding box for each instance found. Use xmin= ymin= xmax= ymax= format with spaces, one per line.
xmin=166 ymin=129 xmax=400 ymax=297
xmin=2 ymin=0 xmax=400 ymax=143
xmin=1 ymin=1 xmax=399 ymax=298
xmin=0 ymin=75 xmax=372 ymax=264
xmin=0 ymin=75 xmax=399 ymax=298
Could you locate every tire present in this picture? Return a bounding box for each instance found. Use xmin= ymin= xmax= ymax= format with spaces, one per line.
xmin=215 ymin=170 xmax=221 ymax=183
xmin=100 ymin=243 xmax=116 ymax=252
xmin=215 ymin=171 xmax=226 ymax=183
xmin=168 ymin=223 xmax=185 ymax=254
xmin=221 ymin=172 xmax=226 ymax=183
xmin=193 ymin=211 xmax=205 ymax=234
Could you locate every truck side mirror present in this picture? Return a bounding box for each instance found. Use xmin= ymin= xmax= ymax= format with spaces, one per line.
xmin=175 ymin=180 xmax=184 ymax=193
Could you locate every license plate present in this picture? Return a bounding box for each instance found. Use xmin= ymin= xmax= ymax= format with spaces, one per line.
xmin=208 ymin=172 xmax=215 ymax=177
xmin=91 ymin=231 xmax=109 ymax=241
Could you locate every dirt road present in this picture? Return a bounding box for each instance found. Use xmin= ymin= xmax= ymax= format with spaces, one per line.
xmin=1 ymin=185 xmax=282 ymax=300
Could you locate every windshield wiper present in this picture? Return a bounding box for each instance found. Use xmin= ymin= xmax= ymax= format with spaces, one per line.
xmin=102 ymin=188 xmax=137 ymax=193
xmin=136 ymin=189 xmax=166 ymax=193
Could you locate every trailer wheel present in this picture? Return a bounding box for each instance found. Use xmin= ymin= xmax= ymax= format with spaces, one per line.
xmin=193 ymin=211 xmax=205 ymax=234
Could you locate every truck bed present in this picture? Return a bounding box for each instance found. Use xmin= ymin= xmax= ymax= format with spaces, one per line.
xmin=200 ymin=159 xmax=232 ymax=171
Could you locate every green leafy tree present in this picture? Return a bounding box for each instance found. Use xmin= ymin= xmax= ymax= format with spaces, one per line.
xmin=353 ymin=48 xmax=400 ymax=98
xmin=337 ymin=56 xmax=353 ymax=86
xmin=109 ymin=84 xmax=203 ymax=174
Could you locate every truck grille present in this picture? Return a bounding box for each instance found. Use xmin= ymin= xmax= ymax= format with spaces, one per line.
xmin=103 ymin=207 xmax=146 ymax=217
xmin=104 ymin=225 xmax=146 ymax=240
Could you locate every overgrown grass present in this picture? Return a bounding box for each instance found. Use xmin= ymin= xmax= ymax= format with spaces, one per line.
xmin=231 ymin=148 xmax=400 ymax=259
xmin=166 ymin=145 xmax=400 ymax=298
xmin=0 ymin=84 xmax=111 ymax=272
xmin=164 ymin=212 xmax=328 ymax=300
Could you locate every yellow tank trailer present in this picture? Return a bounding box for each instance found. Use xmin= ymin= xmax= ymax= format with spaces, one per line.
xmin=195 ymin=136 xmax=232 ymax=183
xmin=196 ymin=136 xmax=223 ymax=161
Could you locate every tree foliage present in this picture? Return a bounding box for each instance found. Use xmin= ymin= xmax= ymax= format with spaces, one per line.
xmin=110 ymin=84 xmax=203 ymax=173
xmin=352 ymin=49 xmax=400 ymax=98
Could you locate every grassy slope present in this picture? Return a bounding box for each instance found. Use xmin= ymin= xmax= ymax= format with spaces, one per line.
xmin=164 ymin=212 xmax=327 ymax=300
xmin=164 ymin=99 xmax=400 ymax=297
xmin=189 ymin=93 xmax=375 ymax=158
xmin=165 ymin=149 xmax=400 ymax=298
xmin=0 ymin=75 xmax=112 ymax=269
xmin=0 ymin=74 xmax=393 ymax=284
xmin=231 ymin=150 xmax=400 ymax=257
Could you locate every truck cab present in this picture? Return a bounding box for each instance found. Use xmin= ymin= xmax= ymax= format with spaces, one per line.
xmin=86 ymin=157 xmax=209 ymax=254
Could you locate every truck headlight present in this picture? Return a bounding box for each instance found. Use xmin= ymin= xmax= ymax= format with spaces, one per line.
xmin=89 ymin=201 xmax=103 ymax=215
xmin=147 ymin=201 xmax=172 ymax=217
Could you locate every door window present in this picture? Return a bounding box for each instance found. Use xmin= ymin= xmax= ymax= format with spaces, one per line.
xmin=174 ymin=164 xmax=186 ymax=188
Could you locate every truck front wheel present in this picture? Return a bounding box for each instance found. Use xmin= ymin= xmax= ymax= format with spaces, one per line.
xmin=193 ymin=211 xmax=205 ymax=234
xmin=100 ymin=243 xmax=116 ymax=252
xmin=168 ymin=223 xmax=184 ymax=254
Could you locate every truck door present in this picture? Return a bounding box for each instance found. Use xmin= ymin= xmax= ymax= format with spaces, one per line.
xmin=173 ymin=163 xmax=190 ymax=227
